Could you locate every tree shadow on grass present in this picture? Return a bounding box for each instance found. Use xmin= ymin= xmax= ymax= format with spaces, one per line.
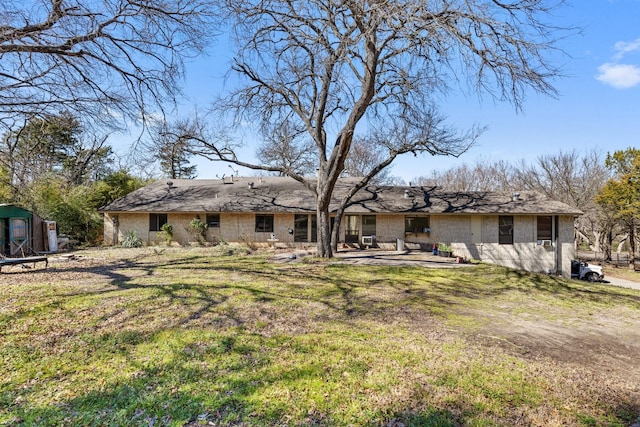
xmin=2 ymin=323 xmax=484 ymax=427
xmin=4 ymin=330 xmax=343 ymax=426
xmin=3 ymin=252 xmax=640 ymax=426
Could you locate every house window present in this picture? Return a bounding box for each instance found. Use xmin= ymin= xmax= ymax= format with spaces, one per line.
xmin=405 ymin=216 xmax=430 ymax=233
xmin=149 ymin=213 xmax=168 ymax=231
xmin=294 ymin=214 xmax=309 ymax=242
xmin=499 ymin=216 xmax=513 ymax=245
xmin=362 ymin=215 xmax=376 ymax=236
xmin=537 ymin=216 xmax=552 ymax=240
xmin=345 ymin=215 xmax=359 ymax=243
xmin=255 ymin=214 xmax=274 ymax=233
xmin=206 ymin=213 xmax=220 ymax=228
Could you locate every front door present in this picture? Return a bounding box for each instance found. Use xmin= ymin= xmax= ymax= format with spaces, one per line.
xmin=294 ymin=214 xmax=309 ymax=242
xmin=345 ymin=215 xmax=359 ymax=244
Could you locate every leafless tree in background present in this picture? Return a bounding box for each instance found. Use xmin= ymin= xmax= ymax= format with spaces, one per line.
xmin=415 ymin=149 xmax=611 ymax=254
xmin=255 ymin=118 xmax=317 ymax=176
xmin=513 ymin=149 xmax=611 ymax=253
xmin=342 ymin=137 xmax=398 ymax=185
xmin=141 ymin=119 xmax=198 ymax=180
xmin=416 ymin=158 xmax=514 ymax=191
xmin=178 ymin=0 xmax=570 ymax=257
xmin=0 ymin=0 xmax=218 ymax=131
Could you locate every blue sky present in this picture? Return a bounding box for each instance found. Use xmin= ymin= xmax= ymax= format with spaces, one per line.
xmin=122 ymin=0 xmax=640 ymax=183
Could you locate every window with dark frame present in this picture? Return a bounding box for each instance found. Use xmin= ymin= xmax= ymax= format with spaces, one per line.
xmin=344 ymin=215 xmax=359 ymax=244
xmin=206 ymin=213 xmax=220 ymax=228
xmin=294 ymin=214 xmax=308 ymax=242
xmin=255 ymin=214 xmax=274 ymax=233
xmin=362 ymin=215 xmax=376 ymax=236
xmin=537 ymin=216 xmax=552 ymax=240
xmin=149 ymin=213 xmax=168 ymax=231
xmin=498 ymin=215 xmax=513 ymax=245
xmin=405 ymin=216 xmax=430 ymax=233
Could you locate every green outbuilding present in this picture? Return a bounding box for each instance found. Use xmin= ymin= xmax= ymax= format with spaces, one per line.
xmin=0 ymin=204 xmax=45 ymax=256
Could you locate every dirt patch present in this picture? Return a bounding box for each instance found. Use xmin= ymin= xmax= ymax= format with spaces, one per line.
xmin=474 ymin=312 xmax=640 ymax=382
xmin=272 ymin=248 xmax=476 ymax=268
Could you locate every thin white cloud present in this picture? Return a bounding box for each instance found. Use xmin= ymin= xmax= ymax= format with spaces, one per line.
xmin=613 ymin=37 xmax=640 ymax=60
xmin=596 ymin=63 xmax=640 ymax=89
xmin=597 ymin=37 xmax=640 ymax=89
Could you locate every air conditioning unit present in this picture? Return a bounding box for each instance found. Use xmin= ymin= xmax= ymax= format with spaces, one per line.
xmin=362 ymin=235 xmax=374 ymax=246
xmin=542 ymin=240 xmax=552 ymax=247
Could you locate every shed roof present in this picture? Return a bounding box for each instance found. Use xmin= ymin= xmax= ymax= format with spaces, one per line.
xmin=0 ymin=204 xmax=33 ymax=219
xmin=99 ymin=176 xmax=583 ymax=216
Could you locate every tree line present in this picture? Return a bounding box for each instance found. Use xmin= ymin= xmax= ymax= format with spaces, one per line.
xmin=0 ymin=113 xmax=147 ymax=243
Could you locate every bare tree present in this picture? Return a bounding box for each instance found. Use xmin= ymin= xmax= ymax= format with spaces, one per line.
xmin=416 ymin=158 xmax=516 ymax=192
xmin=0 ymin=0 xmax=218 ymax=131
xmin=342 ymin=137 xmax=398 ymax=185
xmin=596 ymin=148 xmax=640 ymax=269
xmin=255 ymin=118 xmax=317 ymax=176
xmin=513 ymin=149 xmax=609 ymax=252
xmin=415 ymin=149 xmax=611 ymax=255
xmin=179 ymin=0 xmax=570 ymax=257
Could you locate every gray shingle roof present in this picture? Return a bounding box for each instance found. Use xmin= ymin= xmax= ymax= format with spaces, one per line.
xmin=99 ymin=176 xmax=583 ymax=216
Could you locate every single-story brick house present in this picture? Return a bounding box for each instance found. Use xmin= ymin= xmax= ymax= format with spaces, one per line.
xmin=99 ymin=176 xmax=582 ymax=277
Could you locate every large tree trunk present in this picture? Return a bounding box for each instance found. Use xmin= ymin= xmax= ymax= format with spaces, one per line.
xmin=331 ymin=207 xmax=345 ymax=253
xmin=317 ymin=208 xmax=333 ymax=258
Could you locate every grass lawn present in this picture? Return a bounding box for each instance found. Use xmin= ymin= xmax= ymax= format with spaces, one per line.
xmin=1 ymin=246 xmax=639 ymax=426
xmin=604 ymin=265 xmax=640 ymax=282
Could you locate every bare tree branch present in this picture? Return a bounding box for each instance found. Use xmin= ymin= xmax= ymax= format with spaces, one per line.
xmin=0 ymin=0 xmax=219 ymax=131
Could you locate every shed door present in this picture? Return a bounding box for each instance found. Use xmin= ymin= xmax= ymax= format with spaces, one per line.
xmin=0 ymin=219 xmax=5 ymax=255
xmin=471 ymin=217 xmax=482 ymax=244
xmin=9 ymin=218 xmax=29 ymax=256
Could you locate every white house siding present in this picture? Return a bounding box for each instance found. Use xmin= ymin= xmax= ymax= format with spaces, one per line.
xmin=446 ymin=215 xmax=575 ymax=277
xmin=430 ymin=215 xmax=472 ymax=244
xmin=557 ymin=215 xmax=577 ymax=278
xmin=103 ymin=213 xmax=115 ymax=245
xmin=166 ymin=214 xmax=201 ymax=244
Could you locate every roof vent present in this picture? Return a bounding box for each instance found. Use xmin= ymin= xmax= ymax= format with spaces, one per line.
xmin=512 ymin=192 xmax=521 ymax=201
xmin=248 ymin=182 xmax=255 ymax=189
xmin=404 ymin=189 xmax=411 ymax=199
xmin=166 ymin=181 xmax=174 ymax=191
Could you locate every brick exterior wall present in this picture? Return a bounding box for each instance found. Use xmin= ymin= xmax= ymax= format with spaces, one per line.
xmin=104 ymin=211 xmax=576 ymax=276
